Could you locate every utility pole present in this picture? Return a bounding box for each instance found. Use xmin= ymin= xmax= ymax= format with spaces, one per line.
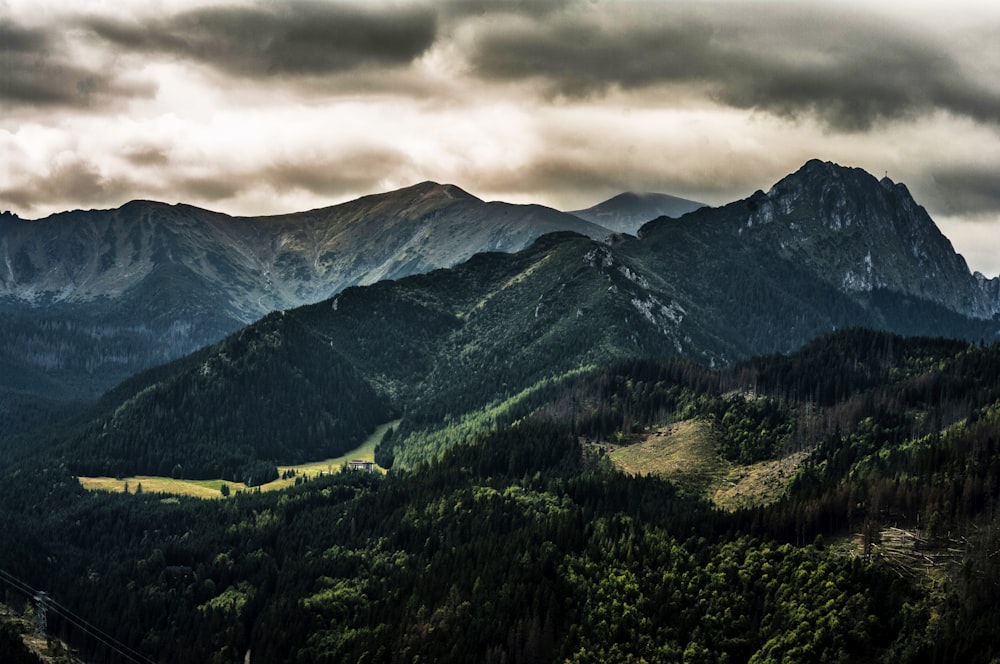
xmin=34 ymin=591 xmax=49 ymax=638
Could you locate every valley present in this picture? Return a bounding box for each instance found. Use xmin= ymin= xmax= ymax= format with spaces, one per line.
xmin=75 ymin=420 xmax=396 ymax=498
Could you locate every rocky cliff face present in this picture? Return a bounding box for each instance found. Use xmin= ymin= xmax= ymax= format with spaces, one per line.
xmin=655 ymin=160 xmax=999 ymax=320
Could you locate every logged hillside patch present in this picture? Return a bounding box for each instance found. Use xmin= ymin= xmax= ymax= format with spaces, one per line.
xmin=605 ymin=419 xmax=806 ymax=509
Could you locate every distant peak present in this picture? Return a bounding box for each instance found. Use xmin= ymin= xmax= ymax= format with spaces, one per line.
xmin=801 ymin=157 xmax=834 ymax=170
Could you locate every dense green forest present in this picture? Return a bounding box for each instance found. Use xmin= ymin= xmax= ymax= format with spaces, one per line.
xmin=2 ymin=328 xmax=999 ymax=662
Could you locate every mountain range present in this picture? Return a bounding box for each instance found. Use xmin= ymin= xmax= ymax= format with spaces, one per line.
xmin=45 ymin=160 xmax=1000 ymax=478
xmin=0 ymin=183 xmax=611 ymax=404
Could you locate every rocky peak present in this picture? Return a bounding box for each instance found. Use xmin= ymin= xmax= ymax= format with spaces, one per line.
xmin=734 ymin=160 xmax=999 ymax=319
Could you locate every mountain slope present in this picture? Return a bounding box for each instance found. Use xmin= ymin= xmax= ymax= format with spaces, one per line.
xmin=570 ymin=191 xmax=705 ymax=234
xmin=6 ymin=327 xmax=1000 ymax=663
xmin=0 ymin=183 xmax=609 ymax=400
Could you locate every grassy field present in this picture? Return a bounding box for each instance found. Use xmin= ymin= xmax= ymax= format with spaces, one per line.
xmin=608 ymin=420 xmax=727 ymax=493
xmin=606 ymin=419 xmax=808 ymax=510
xmin=712 ymin=451 xmax=809 ymax=511
xmin=78 ymin=420 xmax=399 ymax=499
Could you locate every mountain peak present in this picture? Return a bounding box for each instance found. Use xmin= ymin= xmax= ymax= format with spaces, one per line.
xmin=734 ymin=160 xmax=998 ymax=319
xmin=399 ymin=181 xmax=480 ymax=202
xmin=571 ymin=190 xmax=705 ymax=234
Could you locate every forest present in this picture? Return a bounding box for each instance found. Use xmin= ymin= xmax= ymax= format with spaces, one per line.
xmin=1 ymin=328 xmax=999 ymax=662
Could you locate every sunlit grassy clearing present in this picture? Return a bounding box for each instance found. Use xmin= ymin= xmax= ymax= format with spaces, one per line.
xmin=609 ymin=420 xmax=727 ymax=492
xmin=77 ymin=475 xmax=234 ymax=499
xmin=606 ymin=419 xmax=807 ymax=510
xmin=77 ymin=419 xmax=399 ymax=499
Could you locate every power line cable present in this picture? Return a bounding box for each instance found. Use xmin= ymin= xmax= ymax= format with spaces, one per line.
xmin=0 ymin=568 xmax=155 ymax=664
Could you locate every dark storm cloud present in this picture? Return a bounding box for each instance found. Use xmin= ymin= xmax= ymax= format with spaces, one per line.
xmin=1 ymin=145 xmax=415 ymax=216
xmin=445 ymin=0 xmax=575 ymax=19
xmin=262 ymin=148 xmax=414 ymax=198
xmin=463 ymin=6 xmax=1000 ymax=131
xmin=931 ymin=166 xmax=1000 ymax=216
xmin=0 ymin=18 xmax=155 ymax=108
xmin=83 ymin=1 xmax=437 ymax=77
xmin=0 ymin=157 xmax=139 ymax=212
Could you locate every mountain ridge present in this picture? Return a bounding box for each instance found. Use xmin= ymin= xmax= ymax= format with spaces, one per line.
xmin=0 ymin=183 xmax=612 ymax=401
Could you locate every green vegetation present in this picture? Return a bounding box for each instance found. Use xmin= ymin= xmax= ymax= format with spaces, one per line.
xmin=1 ymin=329 xmax=999 ymax=662
xmin=604 ymin=420 xmax=807 ymax=510
xmin=607 ymin=419 xmax=728 ymax=491
xmin=76 ymin=420 xmax=398 ymax=499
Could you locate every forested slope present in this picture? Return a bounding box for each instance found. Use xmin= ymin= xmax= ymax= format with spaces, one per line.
xmin=1 ymin=329 xmax=999 ymax=662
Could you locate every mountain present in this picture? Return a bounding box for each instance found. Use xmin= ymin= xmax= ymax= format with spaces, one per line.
xmin=55 ymin=161 xmax=1000 ymax=477
xmin=570 ymin=191 xmax=705 ymax=234
xmin=669 ymin=159 xmax=999 ymax=320
xmin=0 ymin=183 xmax=610 ymax=402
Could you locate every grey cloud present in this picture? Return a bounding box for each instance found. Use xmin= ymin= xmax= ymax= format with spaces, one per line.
xmin=1 ymin=18 xmax=48 ymax=52
xmin=262 ymin=148 xmax=414 ymax=198
xmin=445 ymin=0 xmax=576 ymax=19
xmin=480 ymin=157 xmax=633 ymax=198
xmin=930 ymin=166 xmax=1000 ymax=216
xmin=174 ymin=175 xmax=245 ymax=203
xmin=466 ymin=17 xmax=712 ymax=96
xmin=84 ymin=1 xmax=437 ymax=77
xmin=1 ymin=146 xmax=416 ymax=216
xmin=463 ymin=6 xmax=1000 ymax=131
xmin=0 ymin=18 xmax=155 ymax=108
xmin=122 ymin=145 xmax=171 ymax=167
xmin=0 ymin=157 xmax=139 ymax=212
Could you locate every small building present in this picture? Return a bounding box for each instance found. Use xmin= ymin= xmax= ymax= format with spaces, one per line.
xmin=347 ymin=460 xmax=376 ymax=473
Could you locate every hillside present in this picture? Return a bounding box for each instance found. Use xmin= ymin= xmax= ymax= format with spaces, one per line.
xmin=2 ymin=328 xmax=999 ymax=662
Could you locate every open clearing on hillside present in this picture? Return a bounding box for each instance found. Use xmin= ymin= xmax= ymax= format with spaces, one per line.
xmin=608 ymin=420 xmax=727 ymax=493
xmin=78 ymin=420 xmax=398 ymax=499
xmin=604 ymin=419 xmax=808 ymax=510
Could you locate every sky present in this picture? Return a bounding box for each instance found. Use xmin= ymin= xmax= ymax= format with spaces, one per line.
xmin=2 ymin=0 xmax=1000 ymax=276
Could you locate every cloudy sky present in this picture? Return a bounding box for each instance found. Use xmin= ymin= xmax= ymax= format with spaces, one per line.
xmin=3 ymin=0 xmax=1000 ymax=275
